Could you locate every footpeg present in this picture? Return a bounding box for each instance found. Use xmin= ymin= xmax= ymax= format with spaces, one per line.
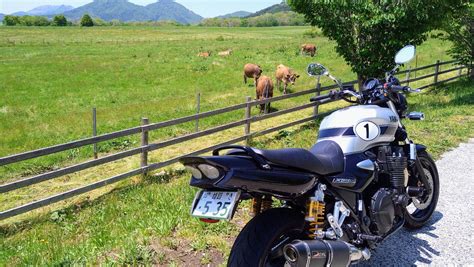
xmin=407 ymin=112 xmax=424 ymax=120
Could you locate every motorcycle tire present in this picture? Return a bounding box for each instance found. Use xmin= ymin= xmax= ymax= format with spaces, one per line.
xmin=227 ymin=207 xmax=305 ymax=267
xmin=404 ymin=151 xmax=440 ymax=229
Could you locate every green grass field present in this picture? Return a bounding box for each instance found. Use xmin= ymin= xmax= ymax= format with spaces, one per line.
xmin=0 ymin=26 xmax=454 ymax=180
xmin=0 ymin=26 xmax=472 ymax=266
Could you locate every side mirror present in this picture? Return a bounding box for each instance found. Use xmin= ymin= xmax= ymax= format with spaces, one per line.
xmin=395 ymin=45 xmax=416 ymax=64
xmin=307 ymin=63 xmax=328 ymax=77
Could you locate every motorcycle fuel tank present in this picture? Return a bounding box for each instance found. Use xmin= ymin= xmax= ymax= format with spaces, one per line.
xmin=317 ymin=105 xmax=399 ymax=154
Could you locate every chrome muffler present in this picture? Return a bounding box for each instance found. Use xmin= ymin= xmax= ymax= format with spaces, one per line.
xmin=283 ymin=239 xmax=370 ymax=267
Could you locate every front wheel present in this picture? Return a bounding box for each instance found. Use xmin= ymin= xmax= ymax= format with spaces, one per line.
xmin=404 ymin=151 xmax=440 ymax=229
xmin=228 ymin=208 xmax=305 ymax=267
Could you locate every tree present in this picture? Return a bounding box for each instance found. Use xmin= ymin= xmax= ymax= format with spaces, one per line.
xmin=53 ymin=15 xmax=68 ymax=26
xmin=3 ymin=15 xmax=20 ymax=26
xmin=80 ymin=14 xmax=94 ymax=27
xmin=18 ymin=16 xmax=50 ymax=26
xmin=288 ymin=0 xmax=467 ymax=87
xmin=443 ymin=4 xmax=473 ymax=78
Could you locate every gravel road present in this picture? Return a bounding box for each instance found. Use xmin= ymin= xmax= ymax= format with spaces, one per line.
xmin=365 ymin=139 xmax=474 ymax=266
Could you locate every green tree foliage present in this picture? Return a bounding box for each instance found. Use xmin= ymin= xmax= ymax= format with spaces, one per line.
xmin=199 ymin=12 xmax=306 ymax=27
xmin=80 ymin=14 xmax=94 ymax=27
xmin=443 ymin=4 xmax=473 ymax=77
xmin=3 ymin=15 xmax=20 ymax=26
xmin=53 ymin=15 xmax=68 ymax=26
xmin=3 ymin=15 xmax=50 ymax=26
xmin=288 ymin=0 xmax=466 ymax=84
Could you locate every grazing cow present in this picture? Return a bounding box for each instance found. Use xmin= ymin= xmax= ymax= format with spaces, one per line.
xmin=243 ymin=63 xmax=263 ymax=86
xmin=256 ymin=75 xmax=273 ymax=113
xmin=197 ymin=51 xmax=211 ymax=57
xmin=218 ymin=49 xmax=233 ymax=56
xmin=301 ymin=44 xmax=317 ymax=57
xmin=275 ymin=64 xmax=300 ymax=94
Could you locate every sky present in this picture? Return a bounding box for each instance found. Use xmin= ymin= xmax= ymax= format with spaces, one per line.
xmin=0 ymin=0 xmax=282 ymax=18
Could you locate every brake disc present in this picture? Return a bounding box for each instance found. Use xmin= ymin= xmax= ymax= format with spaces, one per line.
xmin=412 ymin=168 xmax=434 ymax=210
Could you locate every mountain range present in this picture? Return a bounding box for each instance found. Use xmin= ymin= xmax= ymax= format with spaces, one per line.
xmin=12 ymin=5 xmax=74 ymax=16
xmin=3 ymin=1 xmax=292 ymax=24
xmin=62 ymin=0 xmax=202 ymax=23
xmin=216 ymin=11 xmax=252 ymax=19
xmin=246 ymin=2 xmax=291 ymax=18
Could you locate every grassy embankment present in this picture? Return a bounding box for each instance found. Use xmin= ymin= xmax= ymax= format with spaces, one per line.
xmin=0 ymin=26 xmax=472 ymax=265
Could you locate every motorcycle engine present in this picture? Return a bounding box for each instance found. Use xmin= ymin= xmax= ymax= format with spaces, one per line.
xmin=370 ymin=188 xmax=395 ymax=235
xmin=369 ymin=146 xmax=408 ymax=235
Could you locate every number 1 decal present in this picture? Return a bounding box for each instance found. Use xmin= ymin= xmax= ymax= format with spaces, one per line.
xmin=355 ymin=121 xmax=380 ymax=141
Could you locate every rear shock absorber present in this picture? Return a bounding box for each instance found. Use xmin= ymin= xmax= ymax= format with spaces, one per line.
xmin=306 ymin=184 xmax=326 ymax=239
xmin=251 ymin=196 xmax=262 ymax=216
xmin=261 ymin=195 xmax=273 ymax=212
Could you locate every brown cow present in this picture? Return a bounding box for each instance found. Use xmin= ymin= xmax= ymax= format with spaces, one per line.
xmin=275 ymin=64 xmax=300 ymax=94
xmin=256 ymin=75 xmax=273 ymax=113
xmin=218 ymin=49 xmax=233 ymax=56
xmin=301 ymin=44 xmax=317 ymax=57
xmin=197 ymin=51 xmax=211 ymax=57
xmin=243 ymin=63 xmax=263 ymax=86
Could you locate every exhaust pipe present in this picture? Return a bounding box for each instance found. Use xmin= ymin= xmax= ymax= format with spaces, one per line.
xmin=283 ymin=239 xmax=370 ymax=267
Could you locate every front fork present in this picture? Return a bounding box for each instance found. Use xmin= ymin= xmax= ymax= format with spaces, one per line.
xmin=387 ymin=100 xmax=431 ymax=195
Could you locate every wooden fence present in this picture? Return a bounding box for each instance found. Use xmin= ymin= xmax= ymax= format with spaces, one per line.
xmin=0 ymin=59 xmax=469 ymax=221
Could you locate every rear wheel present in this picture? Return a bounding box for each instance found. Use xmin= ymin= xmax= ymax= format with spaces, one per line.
xmin=228 ymin=208 xmax=305 ymax=267
xmin=404 ymin=151 xmax=440 ymax=229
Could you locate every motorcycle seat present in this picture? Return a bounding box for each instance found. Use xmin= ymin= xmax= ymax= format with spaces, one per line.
xmin=250 ymin=140 xmax=344 ymax=175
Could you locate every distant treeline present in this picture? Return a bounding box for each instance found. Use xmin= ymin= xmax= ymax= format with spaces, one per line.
xmin=2 ymin=11 xmax=308 ymax=27
xmin=2 ymin=14 xmax=186 ymax=27
xmin=199 ymin=12 xmax=308 ymax=27
xmin=3 ymin=15 xmax=68 ymax=26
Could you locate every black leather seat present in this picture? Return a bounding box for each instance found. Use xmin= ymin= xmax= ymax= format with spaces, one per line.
xmin=250 ymin=140 xmax=344 ymax=175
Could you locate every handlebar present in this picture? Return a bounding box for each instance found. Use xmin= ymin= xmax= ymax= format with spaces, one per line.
xmin=309 ymin=84 xmax=420 ymax=103
xmin=310 ymin=94 xmax=330 ymax=102
xmin=389 ymin=84 xmax=421 ymax=93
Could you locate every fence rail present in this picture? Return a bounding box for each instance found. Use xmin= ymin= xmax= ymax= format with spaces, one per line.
xmin=0 ymin=60 xmax=469 ymax=221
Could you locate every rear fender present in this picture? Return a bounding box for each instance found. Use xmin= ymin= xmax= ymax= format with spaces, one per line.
xmin=180 ymin=155 xmax=318 ymax=199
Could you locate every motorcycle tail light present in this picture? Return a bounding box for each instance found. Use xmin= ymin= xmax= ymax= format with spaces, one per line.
xmin=198 ymin=164 xmax=221 ymax=179
xmin=185 ymin=166 xmax=202 ymax=179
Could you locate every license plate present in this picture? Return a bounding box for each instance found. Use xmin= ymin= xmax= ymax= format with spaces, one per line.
xmin=191 ymin=191 xmax=240 ymax=220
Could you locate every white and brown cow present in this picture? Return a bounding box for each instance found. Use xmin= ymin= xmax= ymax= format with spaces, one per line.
xmin=275 ymin=64 xmax=300 ymax=94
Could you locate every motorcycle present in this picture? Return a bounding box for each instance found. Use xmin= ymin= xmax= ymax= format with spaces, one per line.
xmin=179 ymin=45 xmax=439 ymax=267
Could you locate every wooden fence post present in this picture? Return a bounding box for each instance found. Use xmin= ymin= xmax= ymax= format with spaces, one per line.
xmin=414 ymin=54 xmax=418 ymax=78
xmin=405 ymin=66 xmax=411 ymax=86
xmin=313 ymin=82 xmax=321 ymax=116
xmin=141 ymin=117 xmax=149 ymax=176
xmin=245 ymin=96 xmax=252 ymax=146
xmin=434 ymin=60 xmax=440 ymax=84
xmin=92 ymin=108 xmax=98 ymax=159
xmin=195 ymin=92 xmax=201 ymax=132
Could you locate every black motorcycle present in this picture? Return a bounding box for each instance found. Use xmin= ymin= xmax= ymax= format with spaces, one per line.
xmin=180 ymin=46 xmax=439 ymax=267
